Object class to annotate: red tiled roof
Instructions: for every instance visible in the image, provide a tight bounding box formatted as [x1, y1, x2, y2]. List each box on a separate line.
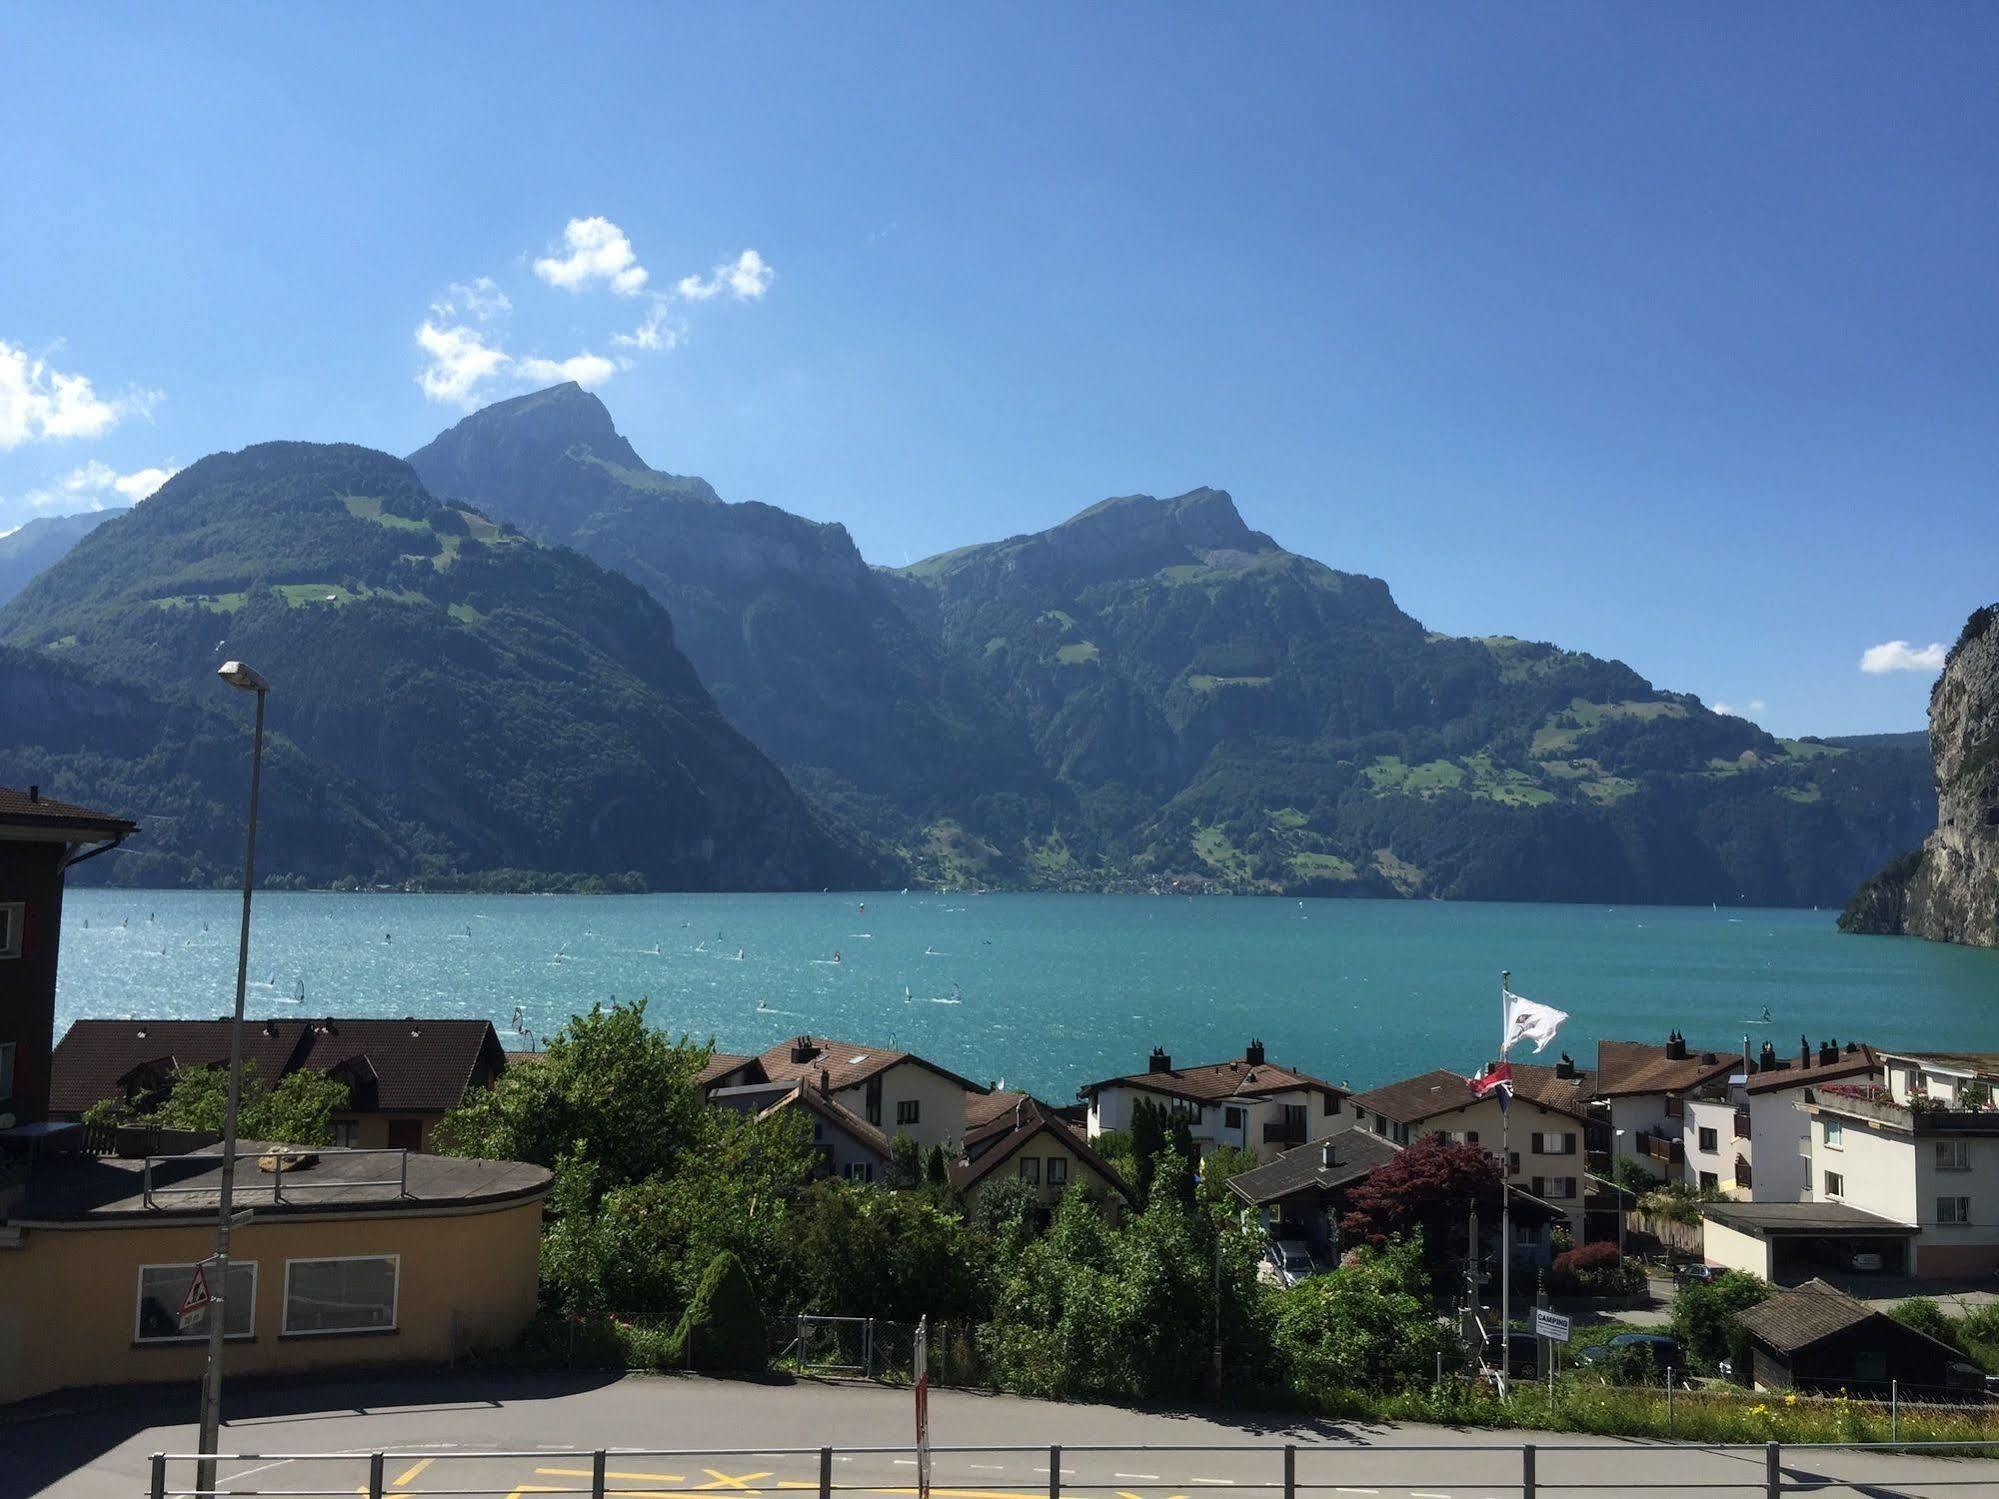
[1081, 1056, 1346, 1106]
[749, 1034, 984, 1096]
[1594, 1040, 1737, 1098]
[0, 784, 136, 840]
[966, 1088, 1028, 1131]
[697, 1051, 757, 1088]
[1349, 1063, 1594, 1126]
[761, 1081, 892, 1161]
[950, 1096, 1134, 1204]
[1744, 1045, 1878, 1095]
[50, 1017, 505, 1117]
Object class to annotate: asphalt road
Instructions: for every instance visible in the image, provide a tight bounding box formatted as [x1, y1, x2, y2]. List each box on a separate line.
[6, 1370, 1993, 1499]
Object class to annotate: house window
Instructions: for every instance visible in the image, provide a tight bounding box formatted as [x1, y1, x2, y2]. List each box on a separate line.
[1323, 1093, 1341, 1116]
[0, 902, 22, 959]
[1048, 1157, 1068, 1187]
[1939, 1196, 1973, 1225]
[1937, 1140, 1972, 1172]
[1372, 1114, 1386, 1137]
[1223, 1106, 1245, 1130]
[1664, 1095, 1684, 1119]
[1823, 1119, 1844, 1150]
[842, 1161, 874, 1183]
[1538, 1177, 1576, 1200]
[136, 1262, 256, 1344]
[282, 1255, 398, 1336]
[1019, 1157, 1040, 1185]
[1463, 1131, 1479, 1146]
[331, 1120, 359, 1148]
[1508, 1151, 1521, 1175]
[1824, 1171, 1845, 1200]
[1699, 1171, 1719, 1191]
[896, 1100, 920, 1126]
[1698, 1127, 1718, 1154]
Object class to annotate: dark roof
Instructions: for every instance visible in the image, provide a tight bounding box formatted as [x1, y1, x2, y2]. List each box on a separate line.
[1745, 1045, 1879, 1095]
[1595, 1040, 1738, 1098]
[950, 1096, 1135, 1204]
[758, 1080, 891, 1160]
[966, 1088, 1029, 1131]
[0, 785, 136, 841]
[13, 1139, 550, 1223]
[1701, 1201, 1918, 1237]
[1081, 1056, 1346, 1106]
[744, 1035, 986, 1096]
[1349, 1064, 1594, 1126]
[696, 1051, 757, 1088]
[1227, 1127, 1401, 1206]
[1734, 1278, 1952, 1358]
[50, 1017, 506, 1117]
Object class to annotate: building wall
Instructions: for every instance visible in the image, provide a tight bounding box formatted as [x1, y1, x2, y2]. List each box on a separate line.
[1609, 1094, 1677, 1180]
[833, 1062, 967, 1152]
[1702, 1217, 1773, 1277]
[1912, 1131, 1999, 1272]
[1086, 1084, 1346, 1162]
[1353, 1095, 1589, 1237]
[1685, 1098, 1747, 1198]
[0, 840, 68, 1127]
[1807, 1108, 1916, 1222]
[334, 1112, 443, 1152]
[965, 1136, 1124, 1221]
[0, 1197, 544, 1407]
[1746, 1092, 1812, 1202]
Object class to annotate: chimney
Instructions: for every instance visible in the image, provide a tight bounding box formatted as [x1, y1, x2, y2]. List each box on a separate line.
[1818, 1040, 1838, 1067]
[262, 1018, 278, 1037]
[1700, 1051, 1718, 1066]
[1320, 1140, 1339, 1169]
[1148, 1046, 1172, 1074]
[1665, 1031, 1688, 1062]
[28, 785, 38, 803]
[1845, 1042, 1860, 1055]
[1014, 1100, 1025, 1129]
[817, 1068, 829, 1097]
[791, 1035, 816, 1065]
[1759, 1041, 1778, 1070]
[1246, 1038, 1266, 1066]
[1800, 1035, 1812, 1068]
[1555, 1052, 1576, 1081]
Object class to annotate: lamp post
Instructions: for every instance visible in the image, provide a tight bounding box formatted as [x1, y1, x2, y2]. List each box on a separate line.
[196, 660, 270, 1498]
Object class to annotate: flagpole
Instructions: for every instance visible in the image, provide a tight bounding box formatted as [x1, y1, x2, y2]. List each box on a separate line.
[1499, 967, 1511, 1397]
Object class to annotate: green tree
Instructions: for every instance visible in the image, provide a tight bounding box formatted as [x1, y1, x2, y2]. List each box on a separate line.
[1129, 1099, 1166, 1202]
[145, 1065, 349, 1146]
[924, 1143, 949, 1187]
[886, 1134, 924, 1190]
[1889, 1297, 1966, 1355]
[666, 1250, 767, 1373]
[1670, 1270, 1769, 1374]
[787, 1180, 988, 1322]
[1274, 1234, 1452, 1393]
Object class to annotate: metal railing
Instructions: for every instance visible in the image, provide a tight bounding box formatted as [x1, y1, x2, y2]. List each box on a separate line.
[141, 1146, 410, 1208]
[145, 1438, 1999, 1499]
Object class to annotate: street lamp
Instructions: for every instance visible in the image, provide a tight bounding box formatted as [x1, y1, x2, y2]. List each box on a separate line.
[196, 660, 270, 1497]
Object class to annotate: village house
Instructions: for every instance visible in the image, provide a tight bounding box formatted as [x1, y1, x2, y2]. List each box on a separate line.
[1225, 1125, 1401, 1265]
[51, 1016, 510, 1153]
[1733, 1278, 1974, 1395]
[1078, 1041, 1349, 1162]
[0, 788, 549, 1408]
[1347, 1057, 1603, 1246]
[1735, 1039, 1879, 1202]
[709, 1076, 892, 1184]
[950, 1093, 1133, 1221]
[698, 1034, 985, 1153]
[1593, 1033, 1737, 1184]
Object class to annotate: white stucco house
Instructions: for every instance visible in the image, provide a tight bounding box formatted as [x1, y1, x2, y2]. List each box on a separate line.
[1079, 1042, 1349, 1162]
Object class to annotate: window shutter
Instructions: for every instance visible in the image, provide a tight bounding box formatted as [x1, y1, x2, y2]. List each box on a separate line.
[1532, 1176, 1545, 1197]
[1531, 1132, 1545, 1153]
[1564, 1132, 1576, 1154]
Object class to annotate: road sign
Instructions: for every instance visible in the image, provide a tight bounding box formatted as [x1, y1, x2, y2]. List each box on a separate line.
[914, 1317, 931, 1499]
[179, 1262, 214, 1326]
[1533, 1307, 1571, 1343]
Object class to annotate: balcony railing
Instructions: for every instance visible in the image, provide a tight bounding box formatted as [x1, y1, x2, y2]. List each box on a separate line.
[1638, 1132, 1683, 1165]
[1735, 1155, 1752, 1189]
[1262, 1120, 1306, 1146]
[1733, 1108, 1751, 1141]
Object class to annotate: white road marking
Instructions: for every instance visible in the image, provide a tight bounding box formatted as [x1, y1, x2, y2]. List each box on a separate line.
[1113, 1475, 1161, 1483]
[1412, 1492, 1453, 1498]
[222, 1461, 293, 1484]
[895, 1460, 918, 1467]
[968, 1465, 1009, 1472]
[1191, 1481, 1235, 1488]
[1334, 1489, 1379, 1495]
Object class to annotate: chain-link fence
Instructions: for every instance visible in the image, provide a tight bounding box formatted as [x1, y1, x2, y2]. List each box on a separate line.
[777, 1316, 989, 1386]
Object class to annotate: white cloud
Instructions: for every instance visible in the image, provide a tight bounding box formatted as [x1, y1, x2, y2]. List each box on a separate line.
[533, 217, 649, 295]
[0, 339, 161, 449]
[430, 277, 512, 323]
[1747, 698, 1767, 713]
[416, 320, 512, 405]
[1712, 701, 1735, 717]
[1860, 640, 1948, 675]
[19, 457, 178, 513]
[611, 299, 683, 352]
[513, 352, 616, 389]
[676, 249, 774, 302]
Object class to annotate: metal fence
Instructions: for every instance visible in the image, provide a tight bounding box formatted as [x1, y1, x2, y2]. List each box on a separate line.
[780, 1317, 988, 1387]
[144, 1438, 1999, 1499]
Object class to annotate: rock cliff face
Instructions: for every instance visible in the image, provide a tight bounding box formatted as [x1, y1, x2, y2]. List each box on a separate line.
[1841, 605, 1999, 946]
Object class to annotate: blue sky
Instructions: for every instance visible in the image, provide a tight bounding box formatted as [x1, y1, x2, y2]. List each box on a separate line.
[5, 5, 1993, 736]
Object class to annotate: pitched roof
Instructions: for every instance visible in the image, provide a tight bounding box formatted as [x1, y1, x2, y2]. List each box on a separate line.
[0, 784, 136, 841]
[950, 1096, 1135, 1204]
[1348, 1063, 1593, 1126]
[1594, 1040, 1737, 1098]
[1081, 1056, 1346, 1106]
[50, 1017, 505, 1116]
[966, 1088, 1028, 1131]
[696, 1051, 757, 1088]
[1744, 1044, 1878, 1095]
[750, 1034, 984, 1095]
[1227, 1127, 1400, 1206]
[1732, 1278, 1950, 1357]
[758, 1080, 891, 1161]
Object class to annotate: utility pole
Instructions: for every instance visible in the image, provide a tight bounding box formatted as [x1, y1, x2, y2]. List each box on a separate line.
[1499, 969, 1512, 1398]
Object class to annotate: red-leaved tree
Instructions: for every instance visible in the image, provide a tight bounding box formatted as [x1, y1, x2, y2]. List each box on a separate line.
[1339, 1135, 1503, 1277]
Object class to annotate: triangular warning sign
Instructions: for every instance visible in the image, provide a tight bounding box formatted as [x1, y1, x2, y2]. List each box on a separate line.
[179, 1262, 214, 1325]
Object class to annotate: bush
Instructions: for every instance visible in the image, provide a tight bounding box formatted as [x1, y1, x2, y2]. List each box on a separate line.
[1670, 1270, 1769, 1374]
[1890, 1296, 1967, 1354]
[666, 1251, 767, 1373]
[1274, 1234, 1453, 1394]
[1549, 1242, 1645, 1297]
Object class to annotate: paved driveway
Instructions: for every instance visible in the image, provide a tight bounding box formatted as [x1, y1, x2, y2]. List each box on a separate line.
[4, 1370, 1991, 1499]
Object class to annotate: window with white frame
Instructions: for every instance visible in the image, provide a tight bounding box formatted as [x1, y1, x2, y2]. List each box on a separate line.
[282, 1255, 398, 1335]
[1823, 1118, 1844, 1150]
[330, 1120, 359, 1148]
[895, 1099, 920, 1126]
[1939, 1196, 1973, 1226]
[136, 1261, 256, 1343]
[1019, 1157, 1040, 1184]
[1824, 1170, 1845, 1199]
[0, 902, 22, 958]
[1937, 1139, 1972, 1171]
[1047, 1157, 1068, 1187]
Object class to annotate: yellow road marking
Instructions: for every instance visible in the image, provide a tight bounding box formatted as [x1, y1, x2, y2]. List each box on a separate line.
[392, 1460, 436, 1490]
[503, 1487, 567, 1499]
[873, 1488, 1044, 1499]
[539, 1479, 687, 1495]
[695, 1472, 771, 1494]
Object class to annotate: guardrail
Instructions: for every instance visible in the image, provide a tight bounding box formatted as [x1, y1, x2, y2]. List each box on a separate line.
[146, 1437, 1999, 1499]
[141, 1146, 410, 1208]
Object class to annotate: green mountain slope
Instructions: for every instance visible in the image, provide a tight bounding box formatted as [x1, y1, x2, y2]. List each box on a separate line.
[407, 384, 1062, 881]
[0, 442, 868, 890]
[890, 490, 1935, 904]
[0, 510, 112, 605]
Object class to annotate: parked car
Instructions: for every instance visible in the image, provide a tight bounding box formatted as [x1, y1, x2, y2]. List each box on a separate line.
[1262, 1239, 1319, 1288]
[1578, 1333, 1685, 1373]
[1850, 1252, 1885, 1272]
[1674, 1263, 1724, 1285]
[1484, 1331, 1540, 1378]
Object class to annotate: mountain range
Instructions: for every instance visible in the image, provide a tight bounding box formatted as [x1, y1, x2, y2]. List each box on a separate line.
[0, 383, 1936, 901]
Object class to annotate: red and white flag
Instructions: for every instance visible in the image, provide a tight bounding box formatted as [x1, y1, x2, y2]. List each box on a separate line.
[1468, 1062, 1513, 1099]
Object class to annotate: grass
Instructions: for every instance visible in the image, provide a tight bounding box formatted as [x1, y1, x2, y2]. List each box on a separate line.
[1779, 738, 1849, 761]
[149, 591, 249, 614]
[1776, 784, 1823, 803]
[1266, 806, 1309, 830]
[1289, 851, 1358, 882]
[1372, 847, 1425, 893]
[447, 602, 486, 625]
[1054, 641, 1100, 665]
[1192, 825, 1254, 882]
[1531, 698, 1688, 758]
[343, 495, 431, 533]
[1187, 673, 1272, 691]
[983, 635, 1009, 656]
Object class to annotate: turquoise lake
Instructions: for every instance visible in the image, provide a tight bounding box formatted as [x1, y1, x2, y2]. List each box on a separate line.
[52, 890, 1999, 1099]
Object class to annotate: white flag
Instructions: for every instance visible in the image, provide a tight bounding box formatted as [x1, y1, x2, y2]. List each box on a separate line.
[1502, 988, 1568, 1055]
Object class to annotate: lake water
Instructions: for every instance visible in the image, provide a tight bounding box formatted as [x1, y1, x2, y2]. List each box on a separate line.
[52, 890, 1999, 1099]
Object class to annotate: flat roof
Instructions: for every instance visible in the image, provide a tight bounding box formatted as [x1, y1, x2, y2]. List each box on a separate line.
[1702, 1201, 1916, 1238]
[12, 1140, 550, 1225]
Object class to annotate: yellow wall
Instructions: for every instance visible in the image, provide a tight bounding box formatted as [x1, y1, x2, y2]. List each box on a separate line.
[334, 1112, 442, 1151]
[0, 1196, 543, 1407]
[833, 1062, 968, 1152]
[965, 1136, 1125, 1220]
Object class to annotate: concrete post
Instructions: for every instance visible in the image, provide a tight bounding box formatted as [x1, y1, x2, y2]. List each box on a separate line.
[1764, 1442, 1779, 1499]
[820, 1447, 833, 1499]
[592, 1450, 607, 1499]
[1282, 1444, 1295, 1499]
[1521, 1442, 1535, 1499]
[1049, 1445, 1061, 1499]
[151, 1453, 167, 1499]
